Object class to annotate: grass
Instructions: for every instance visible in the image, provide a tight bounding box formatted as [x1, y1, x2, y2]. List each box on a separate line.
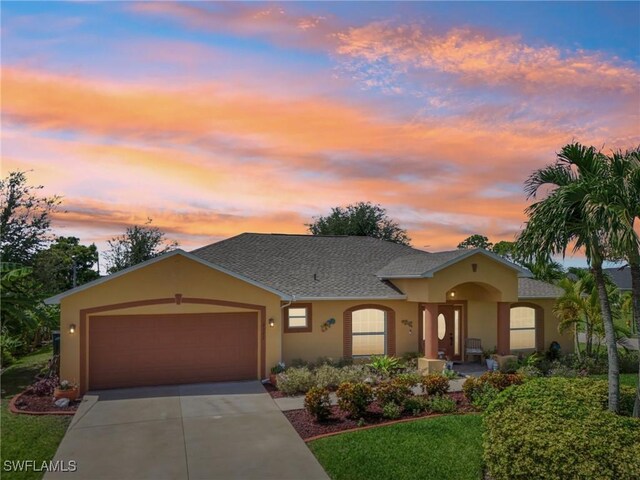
[592, 373, 638, 388]
[309, 414, 484, 480]
[1, 346, 72, 480]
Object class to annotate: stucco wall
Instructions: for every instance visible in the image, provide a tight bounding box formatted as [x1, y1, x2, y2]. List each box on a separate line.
[281, 300, 421, 365]
[466, 300, 499, 353]
[524, 298, 573, 353]
[59, 254, 282, 390]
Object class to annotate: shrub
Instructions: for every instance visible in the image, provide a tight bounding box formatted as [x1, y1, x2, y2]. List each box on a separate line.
[336, 382, 374, 418]
[368, 355, 401, 377]
[277, 367, 315, 395]
[500, 358, 520, 373]
[403, 396, 431, 416]
[420, 374, 449, 396]
[375, 380, 412, 406]
[29, 376, 59, 397]
[304, 387, 332, 422]
[483, 378, 640, 480]
[463, 372, 524, 409]
[516, 365, 542, 379]
[428, 395, 457, 413]
[382, 401, 402, 419]
[338, 365, 372, 384]
[442, 369, 458, 379]
[619, 351, 640, 374]
[314, 364, 343, 389]
[392, 372, 421, 388]
[548, 361, 578, 378]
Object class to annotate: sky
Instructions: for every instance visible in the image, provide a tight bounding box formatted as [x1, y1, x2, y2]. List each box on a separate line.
[2, 1, 639, 269]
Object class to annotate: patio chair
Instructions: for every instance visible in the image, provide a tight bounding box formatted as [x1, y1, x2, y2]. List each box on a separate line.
[465, 338, 483, 363]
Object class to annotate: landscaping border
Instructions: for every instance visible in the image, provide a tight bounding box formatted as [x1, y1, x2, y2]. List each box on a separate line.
[303, 411, 479, 442]
[8, 390, 78, 416]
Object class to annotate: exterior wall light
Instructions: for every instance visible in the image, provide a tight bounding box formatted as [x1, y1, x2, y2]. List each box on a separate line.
[69, 324, 76, 334]
[268, 318, 275, 327]
[450, 291, 456, 298]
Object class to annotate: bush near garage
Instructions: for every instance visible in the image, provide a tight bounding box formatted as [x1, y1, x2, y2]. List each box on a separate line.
[483, 377, 640, 480]
[375, 380, 412, 406]
[304, 387, 332, 422]
[420, 374, 450, 396]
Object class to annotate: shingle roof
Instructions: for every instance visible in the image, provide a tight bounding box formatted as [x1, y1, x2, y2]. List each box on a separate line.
[191, 233, 539, 299]
[604, 266, 632, 291]
[517, 278, 563, 298]
[191, 234, 416, 299]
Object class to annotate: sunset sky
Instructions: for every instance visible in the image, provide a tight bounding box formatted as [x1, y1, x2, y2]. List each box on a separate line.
[2, 1, 639, 268]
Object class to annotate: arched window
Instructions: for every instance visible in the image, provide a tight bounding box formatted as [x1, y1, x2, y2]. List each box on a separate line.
[437, 314, 446, 340]
[510, 306, 536, 350]
[352, 309, 387, 356]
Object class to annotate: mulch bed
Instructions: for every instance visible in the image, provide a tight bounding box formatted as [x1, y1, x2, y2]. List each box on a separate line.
[284, 392, 475, 440]
[9, 390, 80, 415]
[263, 382, 287, 398]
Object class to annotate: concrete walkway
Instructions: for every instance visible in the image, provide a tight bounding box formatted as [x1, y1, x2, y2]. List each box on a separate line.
[46, 381, 328, 480]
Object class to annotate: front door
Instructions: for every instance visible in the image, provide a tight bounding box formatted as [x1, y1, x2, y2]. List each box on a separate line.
[437, 305, 463, 361]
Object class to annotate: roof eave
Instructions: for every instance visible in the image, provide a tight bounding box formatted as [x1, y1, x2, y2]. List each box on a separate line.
[45, 249, 291, 304]
[293, 295, 407, 301]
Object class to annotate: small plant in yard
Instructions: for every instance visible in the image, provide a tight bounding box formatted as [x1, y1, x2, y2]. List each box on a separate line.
[277, 367, 315, 395]
[421, 374, 450, 396]
[442, 369, 458, 379]
[375, 380, 412, 406]
[29, 376, 59, 396]
[463, 372, 524, 410]
[338, 364, 372, 384]
[314, 364, 342, 389]
[304, 387, 332, 422]
[382, 402, 402, 419]
[57, 379, 76, 391]
[368, 355, 401, 377]
[427, 395, 457, 414]
[548, 361, 579, 378]
[516, 365, 543, 379]
[403, 396, 431, 416]
[336, 382, 374, 418]
[270, 362, 285, 375]
[392, 372, 422, 388]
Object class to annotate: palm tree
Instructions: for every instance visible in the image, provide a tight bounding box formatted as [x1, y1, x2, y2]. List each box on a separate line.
[555, 277, 586, 359]
[588, 147, 640, 416]
[517, 143, 621, 412]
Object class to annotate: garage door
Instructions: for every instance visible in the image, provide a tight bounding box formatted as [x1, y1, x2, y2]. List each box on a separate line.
[88, 312, 258, 390]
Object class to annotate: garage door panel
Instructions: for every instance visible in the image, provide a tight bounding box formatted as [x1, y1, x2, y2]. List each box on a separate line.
[89, 312, 258, 390]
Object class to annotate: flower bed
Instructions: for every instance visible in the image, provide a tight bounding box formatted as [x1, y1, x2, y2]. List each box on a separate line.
[285, 392, 473, 440]
[9, 389, 79, 416]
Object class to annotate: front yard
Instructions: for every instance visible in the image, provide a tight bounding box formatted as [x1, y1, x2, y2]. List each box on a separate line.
[1, 346, 71, 480]
[309, 414, 483, 480]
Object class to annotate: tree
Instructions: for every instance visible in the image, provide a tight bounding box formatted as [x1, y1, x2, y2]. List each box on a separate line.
[307, 202, 411, 245]
[492, 240, 517, 260]
[0, 171, 61, 265]
[105, 220, 179, 273]
[517, 143, 621, 412]
[520, 257, 565, 283]
[33, 236, 99, 295]
[457, 234, 493, 250]
[587, 147, 640, 416]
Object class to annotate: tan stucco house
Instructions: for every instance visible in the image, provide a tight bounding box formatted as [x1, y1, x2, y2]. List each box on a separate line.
[46, 233, 570, 393]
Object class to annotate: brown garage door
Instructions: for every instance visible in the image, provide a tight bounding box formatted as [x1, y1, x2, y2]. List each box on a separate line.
[88, 312, 258, 390]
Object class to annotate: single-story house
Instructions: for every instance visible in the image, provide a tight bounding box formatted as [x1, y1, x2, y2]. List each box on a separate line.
[46, 233, 570, 393]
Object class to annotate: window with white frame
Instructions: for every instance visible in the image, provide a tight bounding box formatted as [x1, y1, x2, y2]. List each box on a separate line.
[352, 309, 386, 356]
[284, 304, 312, 332]
[510, 306, 536, 350]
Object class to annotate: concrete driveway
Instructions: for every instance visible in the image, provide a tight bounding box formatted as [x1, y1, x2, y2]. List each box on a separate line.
[46, 381, 328, 480]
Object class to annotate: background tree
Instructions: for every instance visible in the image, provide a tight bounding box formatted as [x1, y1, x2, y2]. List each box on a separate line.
[516, 143, 621, 412]
[307, 202, 411, 246]
[105, 219, 179, 273]
[457, 234, 493, 250]
[0, 171, 61, 265]
[33, 236, 99, 295]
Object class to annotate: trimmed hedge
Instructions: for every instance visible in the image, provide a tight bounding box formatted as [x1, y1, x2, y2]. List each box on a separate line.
[483, 377, 640, 480]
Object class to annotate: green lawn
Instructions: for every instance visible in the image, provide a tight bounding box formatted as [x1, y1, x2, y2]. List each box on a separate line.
[1, 346, 71, 480]
[592, 373, 638, 388]
[309, 415, 484, 480]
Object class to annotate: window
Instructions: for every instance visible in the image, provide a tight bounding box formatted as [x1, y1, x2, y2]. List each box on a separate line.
[437, 314, 446, 340]
[510, 306, 536, 350]
[284, 304, 312, 333]
[352, 309, 386, 356]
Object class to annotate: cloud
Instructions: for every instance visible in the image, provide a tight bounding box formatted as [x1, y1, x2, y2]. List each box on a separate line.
[336, 23, 640, 96]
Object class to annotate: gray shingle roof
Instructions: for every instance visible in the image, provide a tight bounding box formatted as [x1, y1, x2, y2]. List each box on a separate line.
[517, 278, 563, 298]
[604, 266, 632, 291]
[191, 233, 543, 300]
[191, 234, 416, 298]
